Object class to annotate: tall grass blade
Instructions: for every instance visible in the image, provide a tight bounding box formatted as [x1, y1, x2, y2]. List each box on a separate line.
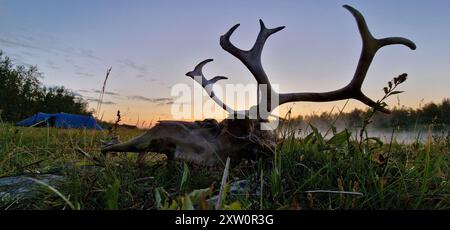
[216, 157, 230, 210]
[27, 177, 77, 210]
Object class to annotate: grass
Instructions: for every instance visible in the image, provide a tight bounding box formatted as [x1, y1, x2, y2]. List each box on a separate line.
[0, 120, 449, 210]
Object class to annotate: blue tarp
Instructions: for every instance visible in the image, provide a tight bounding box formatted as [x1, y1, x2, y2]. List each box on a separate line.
[16, 112, 102, 130]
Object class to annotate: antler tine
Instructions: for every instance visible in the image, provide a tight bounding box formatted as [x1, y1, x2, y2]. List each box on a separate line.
[378, 37, 416, 50]
[220, 20, 285, 114]
[343, 5, 416, 49]
[343, 5, 416, 90]
[220, 24, 242, 58]
[278, 5, 416, 114]
[186, 59, 236, 114]
[252, 20, 286, 61]
[185, 58, 213, 82]
[220, 20, 285, 86]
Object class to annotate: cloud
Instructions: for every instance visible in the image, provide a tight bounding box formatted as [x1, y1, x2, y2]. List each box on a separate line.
[1, 29, 103, 66]
[118, 59, 147, 73]
[153, 98, 173, 102]
[21, 51, 35, 57]
[0, 32, 64, 56]
[135, 74, 159, 83]
[127, 95, 174, 105]
[78, 48, 102, 61]
[0, 38, 42, 51]
[148, 78, 159, 83]
[77, 89, 121, 99]
[74, 71, 94, 78]
[127, 95, 153, 102]
[46, 60, 59, 70]
[101, 101, 116, 105]
[86, 98, 116, 105]
[72, 63, 84, 70]
[91, 89, 120, 96]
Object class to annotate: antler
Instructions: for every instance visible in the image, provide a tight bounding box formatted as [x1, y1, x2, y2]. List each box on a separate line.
[219, 5, 416, 116]
[279, 5, 416, 113]
[186, 59, 236, 114]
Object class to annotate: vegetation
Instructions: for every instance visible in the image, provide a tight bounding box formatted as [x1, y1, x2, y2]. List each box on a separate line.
[0, 118, 448, 210]
[0, 52, 91, 122]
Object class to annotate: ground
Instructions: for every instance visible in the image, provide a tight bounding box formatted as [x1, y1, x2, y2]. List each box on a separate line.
[0, 122, 448, 210]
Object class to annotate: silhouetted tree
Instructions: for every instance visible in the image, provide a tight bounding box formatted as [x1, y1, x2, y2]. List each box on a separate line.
[0, 51, 91, 122]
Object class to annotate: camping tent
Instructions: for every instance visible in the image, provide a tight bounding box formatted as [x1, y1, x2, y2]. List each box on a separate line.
[16, 113, 102, 130]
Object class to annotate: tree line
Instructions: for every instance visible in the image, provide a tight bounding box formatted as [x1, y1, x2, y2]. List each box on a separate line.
[292, 98, 450, 130]
[0, 51, 91, 122]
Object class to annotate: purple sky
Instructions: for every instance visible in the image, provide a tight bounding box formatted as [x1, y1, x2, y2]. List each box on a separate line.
[1, 0, 449, 124]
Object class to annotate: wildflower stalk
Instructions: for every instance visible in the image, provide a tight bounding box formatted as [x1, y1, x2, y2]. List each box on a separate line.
[359, 73, 408, 149]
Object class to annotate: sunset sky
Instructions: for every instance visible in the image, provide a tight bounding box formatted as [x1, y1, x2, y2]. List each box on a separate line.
[1, 0, 449, 125]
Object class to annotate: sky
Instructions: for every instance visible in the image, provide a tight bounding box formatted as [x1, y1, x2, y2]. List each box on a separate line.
[0, 0, 449, 125]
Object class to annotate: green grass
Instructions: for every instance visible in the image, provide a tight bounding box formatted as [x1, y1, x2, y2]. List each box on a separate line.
[0, 121, 449, 210]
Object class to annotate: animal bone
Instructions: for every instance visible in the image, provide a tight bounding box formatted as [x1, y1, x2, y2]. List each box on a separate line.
[101, 5, 415, 166]
[102, 119, 275, 166]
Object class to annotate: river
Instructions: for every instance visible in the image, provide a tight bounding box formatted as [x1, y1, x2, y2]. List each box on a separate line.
[283, 125, 449, 144]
